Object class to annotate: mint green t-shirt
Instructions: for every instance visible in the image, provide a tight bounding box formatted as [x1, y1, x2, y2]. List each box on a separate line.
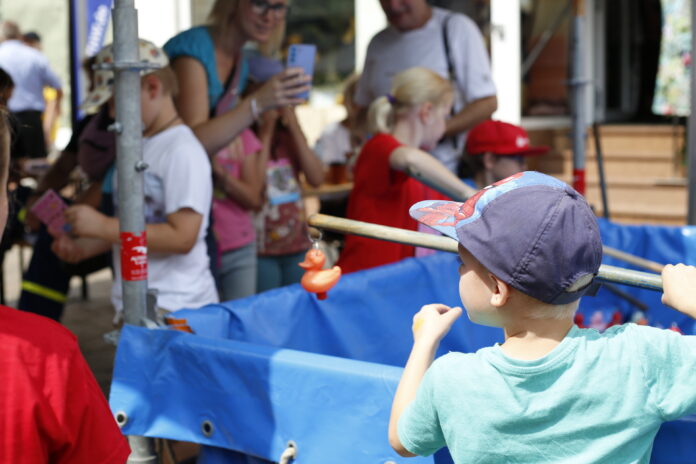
[398, 323, 696, 463]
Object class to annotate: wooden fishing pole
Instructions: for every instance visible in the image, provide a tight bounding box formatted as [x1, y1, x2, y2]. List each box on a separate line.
[308, 214, 664, 292]
[602, 246, 665, 274]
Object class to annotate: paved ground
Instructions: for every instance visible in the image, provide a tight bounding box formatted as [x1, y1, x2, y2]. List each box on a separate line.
[3, 244, 117, 396]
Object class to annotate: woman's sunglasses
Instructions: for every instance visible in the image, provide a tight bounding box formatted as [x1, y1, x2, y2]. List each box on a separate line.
[249, 0, 289, 19]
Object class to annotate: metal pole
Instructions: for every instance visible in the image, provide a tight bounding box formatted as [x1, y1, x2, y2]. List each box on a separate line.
[592, 123, 610, 219]
[111, 0, 156, 462]
[687, 0, 696, 224]
[68, 0, 84, 128]
[112, 0, 147, 327]
[571, 0, 587, 195]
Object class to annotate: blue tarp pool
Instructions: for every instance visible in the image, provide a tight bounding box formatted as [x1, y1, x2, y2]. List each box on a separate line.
[110, 219, 696, 463]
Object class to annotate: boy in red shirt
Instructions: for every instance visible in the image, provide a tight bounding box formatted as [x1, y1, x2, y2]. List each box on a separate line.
[0, 111, 129, 460]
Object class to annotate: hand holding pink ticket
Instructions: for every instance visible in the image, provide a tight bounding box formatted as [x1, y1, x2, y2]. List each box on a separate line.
[29, 190, 69, 236]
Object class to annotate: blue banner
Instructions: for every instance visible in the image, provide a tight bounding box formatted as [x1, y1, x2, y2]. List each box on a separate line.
[70, 0, 112, 123]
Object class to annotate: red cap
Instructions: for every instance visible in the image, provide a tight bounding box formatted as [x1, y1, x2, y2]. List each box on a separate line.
[466, 120, 549, 157]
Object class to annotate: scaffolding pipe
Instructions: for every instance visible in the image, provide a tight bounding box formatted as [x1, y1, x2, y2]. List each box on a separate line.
[111, 0, 156, 461]
[593, 123, 610, 219]
[688, 0, 696, 224]
[113, 0, 148, 326]
[570, 0, 588, 195]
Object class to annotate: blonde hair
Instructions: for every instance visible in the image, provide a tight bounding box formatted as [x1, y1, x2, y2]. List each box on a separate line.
[342, 73, 360, 108]
[517, 291, 580, 321]
[207, 0, 286, 58]
[146, 66, 179, 97]
[368, 67, 453, 134]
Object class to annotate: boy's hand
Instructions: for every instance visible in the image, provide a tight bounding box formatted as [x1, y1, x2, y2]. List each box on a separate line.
[64, 205, 107, 238]
[412, 304, 462, 345]
[51, 234, 84, 263]
[661, 264, 696, 318]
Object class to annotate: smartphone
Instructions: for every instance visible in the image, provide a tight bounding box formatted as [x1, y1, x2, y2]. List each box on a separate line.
[286, 44, 316, 100]
[30, 189, 69, 235]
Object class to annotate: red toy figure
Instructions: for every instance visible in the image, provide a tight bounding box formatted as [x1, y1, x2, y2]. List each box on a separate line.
[668, 322, 683, 334]
[607, 310, 623, 328]
[298, 247, 341, 300]
[574, 313, 585, 328]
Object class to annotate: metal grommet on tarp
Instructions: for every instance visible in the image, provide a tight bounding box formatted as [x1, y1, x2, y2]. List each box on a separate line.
[279, 440, 297, 464]
[115, 411, 128, 428]
[201, 420, 214, 437]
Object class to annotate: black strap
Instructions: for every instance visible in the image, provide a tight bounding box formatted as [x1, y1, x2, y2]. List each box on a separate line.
[441, 14, 459, 150]
[441, 14, 456, 84]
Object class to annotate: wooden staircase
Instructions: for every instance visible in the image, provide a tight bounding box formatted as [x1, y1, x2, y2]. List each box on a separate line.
[527, 124, 687, 225]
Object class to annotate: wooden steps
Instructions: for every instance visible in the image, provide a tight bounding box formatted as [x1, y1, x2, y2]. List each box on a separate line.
[527, 124, 687, 225]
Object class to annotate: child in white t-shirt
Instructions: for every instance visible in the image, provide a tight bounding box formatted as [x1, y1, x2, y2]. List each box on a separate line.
[52, 40, 218, 316]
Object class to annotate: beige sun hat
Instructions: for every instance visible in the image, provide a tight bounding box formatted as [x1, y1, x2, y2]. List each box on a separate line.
[80, 38, 169, 111]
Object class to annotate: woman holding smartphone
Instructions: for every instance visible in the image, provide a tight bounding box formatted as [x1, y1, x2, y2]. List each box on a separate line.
[164, 0, 310, 155]
[164, 0, 311, 300]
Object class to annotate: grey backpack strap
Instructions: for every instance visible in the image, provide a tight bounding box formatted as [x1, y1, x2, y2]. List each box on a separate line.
[441, 13, 459, 150]
[442, 13, 456, 83]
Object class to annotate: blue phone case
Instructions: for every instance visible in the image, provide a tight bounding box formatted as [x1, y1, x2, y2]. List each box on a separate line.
[286, 44, 316, 100]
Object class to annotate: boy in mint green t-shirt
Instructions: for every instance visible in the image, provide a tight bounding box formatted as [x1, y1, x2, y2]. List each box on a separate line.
[391, 171, 696, 464]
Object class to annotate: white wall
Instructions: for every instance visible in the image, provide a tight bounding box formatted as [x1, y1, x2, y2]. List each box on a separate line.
[490, 0, 521, 124]
[135, 0, 191, 47]
[354, 0, 386, 71]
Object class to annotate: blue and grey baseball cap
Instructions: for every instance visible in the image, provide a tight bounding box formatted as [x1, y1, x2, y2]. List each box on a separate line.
[409, 171, 602, 304]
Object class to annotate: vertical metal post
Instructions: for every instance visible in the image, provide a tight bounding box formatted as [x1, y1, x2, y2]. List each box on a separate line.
[112, 0, 147, 327]
[111, 0, 156, 461]
[570, 0, 587, 195]
[68, 0, 84, 128]
[593, 123, 610, 219]
[687, 0, 696, 224]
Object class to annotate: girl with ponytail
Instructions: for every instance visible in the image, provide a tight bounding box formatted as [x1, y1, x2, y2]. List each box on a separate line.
[336, 67, 477, 273]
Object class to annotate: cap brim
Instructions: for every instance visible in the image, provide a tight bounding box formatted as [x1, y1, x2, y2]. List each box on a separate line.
[409, 200, 465, 242]
[515, 146, 549, 157]
[79, 85, 113, 111]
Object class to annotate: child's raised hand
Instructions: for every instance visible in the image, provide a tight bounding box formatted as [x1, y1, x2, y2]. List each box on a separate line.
[661, 264, 696, 318]
[412, 303, 462, 344]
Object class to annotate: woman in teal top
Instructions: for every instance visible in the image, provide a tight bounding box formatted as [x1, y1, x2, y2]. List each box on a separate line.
[165, 0, 310, 302]
[164, 0, 310, 156]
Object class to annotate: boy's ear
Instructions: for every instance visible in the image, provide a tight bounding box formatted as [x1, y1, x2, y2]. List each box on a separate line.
[142, 74, 161, 98]
[488, 273, 511, 307]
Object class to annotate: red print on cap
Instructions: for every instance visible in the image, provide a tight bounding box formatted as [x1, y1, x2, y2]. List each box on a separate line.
[417, 172, 524, 227]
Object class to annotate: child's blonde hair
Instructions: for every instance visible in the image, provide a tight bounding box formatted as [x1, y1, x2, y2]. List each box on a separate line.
[519, 292, 580, 320]
[207, 0, 286, 58]
[342, 73, 360, 107]
[368, 67, 453, 134]
[143, 67, 179, 98]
